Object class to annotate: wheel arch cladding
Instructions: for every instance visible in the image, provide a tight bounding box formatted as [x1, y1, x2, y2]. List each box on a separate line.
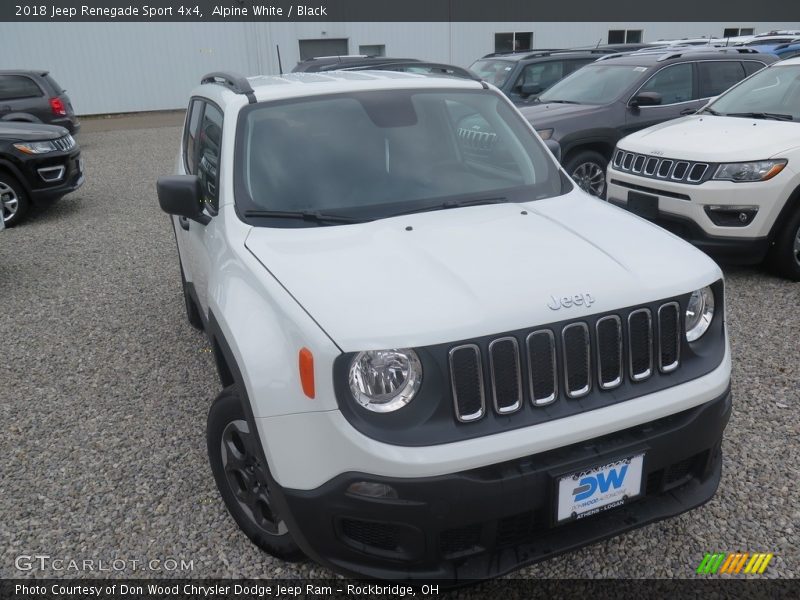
[767, 183, 800, 243]
[564, 141, 615, 163]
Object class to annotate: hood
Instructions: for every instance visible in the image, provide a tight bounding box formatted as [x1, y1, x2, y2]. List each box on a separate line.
[517, 102, 608, 127]
[245, 191, 721, 351]
[0, 121, 67, 141]
[618, 115, 800, 161]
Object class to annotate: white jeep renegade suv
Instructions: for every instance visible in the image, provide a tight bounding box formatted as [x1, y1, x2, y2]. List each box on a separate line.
[608, 57, 800, 280]
[158, 71, 731, 581]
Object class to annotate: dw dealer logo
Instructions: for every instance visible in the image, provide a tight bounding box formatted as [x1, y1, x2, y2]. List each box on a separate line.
[696, 552, 774, 575]
[573, 465, 628, 501]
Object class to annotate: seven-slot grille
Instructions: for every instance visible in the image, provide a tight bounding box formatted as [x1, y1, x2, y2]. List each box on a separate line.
[612, 149, 712, 185]
[449, 302, 683, 422]
[52, 134, 76, 152]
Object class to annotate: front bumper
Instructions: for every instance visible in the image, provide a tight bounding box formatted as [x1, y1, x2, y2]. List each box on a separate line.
[606, 166, 798, 264]
[26, 150, 84, 202]
[273, 388, 731, 581]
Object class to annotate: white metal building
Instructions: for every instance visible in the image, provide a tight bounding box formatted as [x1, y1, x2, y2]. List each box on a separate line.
[1, 21, 798, 115]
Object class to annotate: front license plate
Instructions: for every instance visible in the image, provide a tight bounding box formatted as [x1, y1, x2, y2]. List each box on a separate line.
[627, 191, 659, 219]
[556, 454, 645, 522]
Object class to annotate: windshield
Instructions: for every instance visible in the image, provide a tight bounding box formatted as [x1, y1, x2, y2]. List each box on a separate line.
[709, 64, 800, 121]
[235, 89, 567, 226]
[538, 64, 647, 105]
[469, 59, 516, 87]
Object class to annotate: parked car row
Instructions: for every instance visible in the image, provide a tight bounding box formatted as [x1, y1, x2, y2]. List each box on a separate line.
[518, 47, 777, 197]
[608, 57, 800, 280]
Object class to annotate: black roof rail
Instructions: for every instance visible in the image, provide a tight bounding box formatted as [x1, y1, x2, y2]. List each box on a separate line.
[342, 61, 480, 81]
[480, 48, 562, 58]
[201, 71, 256, 103]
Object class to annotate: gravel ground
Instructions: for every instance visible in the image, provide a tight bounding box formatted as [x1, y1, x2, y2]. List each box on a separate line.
[0, 122, 797, 582]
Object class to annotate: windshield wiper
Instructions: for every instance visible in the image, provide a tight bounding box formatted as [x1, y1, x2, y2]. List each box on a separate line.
[387, 196, 509, 218]
[701, 107, 722, 116]
[723, 111, 794, 121]
[244, 209, 364, 223]
[541, 99, 580, 104]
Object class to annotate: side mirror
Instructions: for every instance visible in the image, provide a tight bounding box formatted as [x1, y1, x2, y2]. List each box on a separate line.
[157, 175, 210, 225]
[544, 139, 562, 162]
[630, 91, 663, 107]
[520, 82, 544, 97]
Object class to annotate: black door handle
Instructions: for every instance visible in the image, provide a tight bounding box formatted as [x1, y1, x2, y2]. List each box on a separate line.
[178, 216, 190, 231]
[680, 108, 697, 115]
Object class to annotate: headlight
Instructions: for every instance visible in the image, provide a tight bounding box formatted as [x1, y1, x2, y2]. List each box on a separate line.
[536, 128, 554, 140]
[13, 140, 58, 155]
[712, 159, 786, 182]
[348, 349, 422, 413]
[685, 286, 715, 342]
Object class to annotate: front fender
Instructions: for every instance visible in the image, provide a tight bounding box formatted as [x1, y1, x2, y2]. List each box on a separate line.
[205, 211, 342, 421]
[0, 158, 32, 194]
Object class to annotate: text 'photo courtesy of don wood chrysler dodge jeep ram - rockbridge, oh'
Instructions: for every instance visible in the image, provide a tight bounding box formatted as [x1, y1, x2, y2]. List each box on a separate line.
[609, 56, 800, 281]
[157, 70, 731, 582]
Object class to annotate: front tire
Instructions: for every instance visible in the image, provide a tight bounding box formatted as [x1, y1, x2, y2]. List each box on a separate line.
[0, 172, 29, 227]
[207, 386, 303, 561]
[564, 150, 608, 199]
[767, 209, 800, 281]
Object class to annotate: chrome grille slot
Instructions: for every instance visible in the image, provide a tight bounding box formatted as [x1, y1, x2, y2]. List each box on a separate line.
[52, 135, 75, 152]
[596, 316, 622, 390]
[687, 163, 708, 182]
[622, 153, 634, 170]
[671, 161, 689, 180]
[656, 160, 673, 178]
[632, 155, 645, 173]
[613, 150, 624, 167]
[562, 323, 590, 398]
[658, 302, 681, 373]
[628, 309, 653, 381]
[644, 157, 659, 175]
[488, 337, 522, 414]
[449, 345, 486, 422]
[526, 330, 557, 406]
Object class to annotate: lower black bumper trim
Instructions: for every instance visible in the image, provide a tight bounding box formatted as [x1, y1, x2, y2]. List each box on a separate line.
[273, 388, 732, 581]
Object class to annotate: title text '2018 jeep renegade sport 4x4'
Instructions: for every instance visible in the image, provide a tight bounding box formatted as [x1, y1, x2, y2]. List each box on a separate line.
[158, 70, 731, 582]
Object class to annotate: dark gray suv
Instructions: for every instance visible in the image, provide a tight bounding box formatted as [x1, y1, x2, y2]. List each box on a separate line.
[518, 48, 777, 197]
[0, 70, 80, 134]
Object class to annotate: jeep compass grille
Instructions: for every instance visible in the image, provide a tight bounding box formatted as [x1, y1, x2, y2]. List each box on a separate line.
[450, 301, 682, 423]
[612, 149, 712, 185]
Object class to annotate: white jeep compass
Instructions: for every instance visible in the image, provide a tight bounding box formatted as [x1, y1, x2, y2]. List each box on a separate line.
[608, 57, 800, 280]
[158, 70, 731, 581]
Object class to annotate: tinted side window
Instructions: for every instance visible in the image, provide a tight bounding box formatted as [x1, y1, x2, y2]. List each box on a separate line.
[0, 75, 43, 100]
[639, 63, 695, 104]
[564, 58, 594, 76]
[196, 103, 223, 211]
[698, 61, 745, 97]
[515, 61, 565, 94]
[743, 61, 767, 76]
[43, 74, 64, 94]
[184, 99, 204, 174]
